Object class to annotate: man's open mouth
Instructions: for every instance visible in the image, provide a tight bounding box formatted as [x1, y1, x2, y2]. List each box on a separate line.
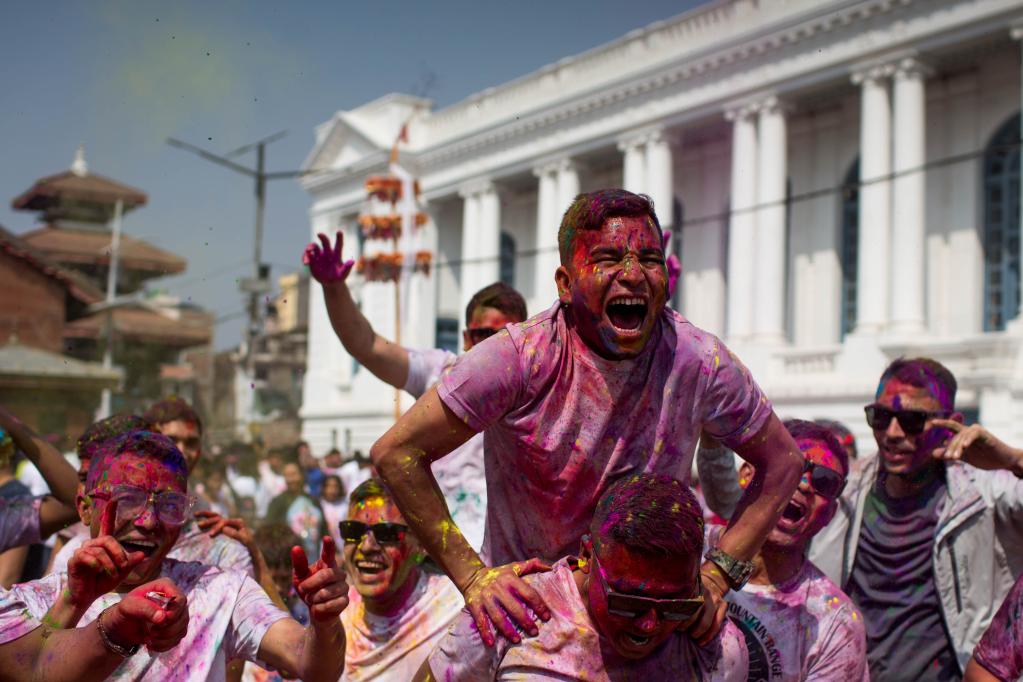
[605, 296, 648, 333]
[355, 559, 388, 575]
[623, 632, 651, 647]
[121, 539, 159, 557]
[780, 500, 807, 524]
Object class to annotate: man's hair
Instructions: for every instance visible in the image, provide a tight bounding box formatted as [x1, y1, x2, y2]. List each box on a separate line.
[876, 357, 957, 411]
[814, 419, 857, 459]
[591, 473, 703, 558]
[254, 523, 303, 569]
[557, 189, 662, 266]
[77, 415, 153, 462]
[143, 397, 203, 435]
[465, 282, 527, 326]
[784, 419, 850, 477]
[85, 430, 188, 491]
[349, 478, 391, 507]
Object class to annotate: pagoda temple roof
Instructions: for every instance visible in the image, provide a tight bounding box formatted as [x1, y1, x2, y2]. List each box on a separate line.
[0, 339, 122, 390]
[64, 304, 213, 348]
[0, 226, 103, 304]
[19, 227, 185, 277]
[11, 170, 147, 211]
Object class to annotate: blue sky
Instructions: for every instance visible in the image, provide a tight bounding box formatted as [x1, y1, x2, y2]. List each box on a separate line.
[0, 0, 704, 348]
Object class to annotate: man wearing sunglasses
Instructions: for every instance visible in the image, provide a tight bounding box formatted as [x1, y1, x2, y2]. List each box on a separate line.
[0, 430, 350, 681]
[806, 357, 1023, 681]
[419, 473, 747, 680]
[702, 420, 867, 681]
[336, 478, 464, 680]
[304, 231, 529, 555]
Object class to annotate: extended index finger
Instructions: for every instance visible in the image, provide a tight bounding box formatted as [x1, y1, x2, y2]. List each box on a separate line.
[930, 418, 964, 432]
[291, 545, 310, 581]
[320, 536, 337, 568]
[100, 498, 118, 537]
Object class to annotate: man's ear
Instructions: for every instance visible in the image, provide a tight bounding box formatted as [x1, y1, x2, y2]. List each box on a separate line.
[738, 462, 755, 490]
[76, 493, 92, 527]
[578, 533, 593, 574]
[555, 266, 572, 306]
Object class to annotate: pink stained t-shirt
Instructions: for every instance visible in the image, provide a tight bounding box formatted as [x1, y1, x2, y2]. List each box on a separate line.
[437, 303, 772, 565]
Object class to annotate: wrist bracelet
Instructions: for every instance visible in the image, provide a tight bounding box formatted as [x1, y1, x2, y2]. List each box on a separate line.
[96, 609, 140, 658]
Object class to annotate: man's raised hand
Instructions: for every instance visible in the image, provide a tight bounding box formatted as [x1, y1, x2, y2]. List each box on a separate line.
[67, 499, 146, 609]
[102, 577, 189, 653]
[303, 232, 354, 284]
[931, 419, 1023, 475]
[661, 231, 681, 298]
[684, 564, 730, 645]
[460, 558, 552, 647]
[290, 536, 349, 623]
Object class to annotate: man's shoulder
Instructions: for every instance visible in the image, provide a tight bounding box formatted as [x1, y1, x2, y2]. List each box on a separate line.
[162, 557, 250, 592]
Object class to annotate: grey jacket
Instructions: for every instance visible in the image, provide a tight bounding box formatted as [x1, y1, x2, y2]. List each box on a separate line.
[808, 454, 1023, 673]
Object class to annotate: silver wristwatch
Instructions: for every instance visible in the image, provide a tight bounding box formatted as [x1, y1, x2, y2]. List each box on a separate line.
[705, 548, 755, 590]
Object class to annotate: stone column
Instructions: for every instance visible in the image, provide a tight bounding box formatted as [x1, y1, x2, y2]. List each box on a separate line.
[645, 130, 675, 229]
[459, 186, 481, 333]
[1012, 25, 1023, 321]
[555, 159, 580, 215]
[725, 105, 758, 342]
[478, 183, 502, 288]
[619, 137, 647, 194]
[890, 58, 929, 335]
[754, 96, 788, 344]
[533, 164, 560, 307]
[852, 65, 894, 334]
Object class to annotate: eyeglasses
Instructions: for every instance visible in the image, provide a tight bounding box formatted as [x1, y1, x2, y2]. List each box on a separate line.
[802, 458, 846, 500]
[90, 485, 192, 527]
[864, 404, 951, 436]
[339, 520, 409, 545]
[591, 552, 703, 621]
[465, 327, 502, 344]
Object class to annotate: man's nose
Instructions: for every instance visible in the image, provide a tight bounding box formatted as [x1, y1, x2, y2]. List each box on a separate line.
[133, 503, 159, 530]
[359, 531, 382, 552]
[633, 608, 660, 633]
[885, 413, 906, 439]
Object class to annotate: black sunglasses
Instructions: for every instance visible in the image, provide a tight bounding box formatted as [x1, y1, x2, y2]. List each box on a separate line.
[864, 404, 950, 436]
[592, 552, 703, 622]
[802, 458, 846, 500]
[338, 521, 409, 545]
[465, 327, 501, 343]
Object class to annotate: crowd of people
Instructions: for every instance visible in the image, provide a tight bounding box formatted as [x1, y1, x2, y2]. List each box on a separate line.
[0, 188, 1020, 680]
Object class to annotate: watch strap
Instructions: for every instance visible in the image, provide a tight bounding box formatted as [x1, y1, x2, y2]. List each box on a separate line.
[705, 547, 755, 590]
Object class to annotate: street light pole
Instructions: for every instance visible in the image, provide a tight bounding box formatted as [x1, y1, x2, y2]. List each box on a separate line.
[97, 198, 124, 420]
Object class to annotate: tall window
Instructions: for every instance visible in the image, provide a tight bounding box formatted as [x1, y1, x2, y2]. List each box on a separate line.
[840, 159, 860, 339]
[669, 197, 683, 310]
[500, 231, 516, 286]
[983, 113, 1021, 332]
[435, 317, 459, 354]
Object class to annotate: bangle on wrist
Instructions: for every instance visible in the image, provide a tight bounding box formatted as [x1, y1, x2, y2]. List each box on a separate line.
[96, 609, 139, 658]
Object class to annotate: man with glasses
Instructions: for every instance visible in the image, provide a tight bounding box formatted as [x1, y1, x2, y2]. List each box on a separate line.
[808, 357, 1023, 681]
[703, 420, 867, 681]
[418, 473, 747, 680]
[304, 231, 529, 555]
[0, 430, 350, 681]
[336, 478, 464, 680]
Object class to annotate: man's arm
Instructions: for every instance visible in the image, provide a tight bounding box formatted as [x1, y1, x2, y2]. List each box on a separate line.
[690, 414, 802, 644]
[255, 538, 348, 682]
[305, 231, 410, 388]
[0, 404, 78, 506]
[38, 497, 81, 538]
[695, 433, 742, 521]
[371, 387, 551, 646]
[0, 546, 27, 588]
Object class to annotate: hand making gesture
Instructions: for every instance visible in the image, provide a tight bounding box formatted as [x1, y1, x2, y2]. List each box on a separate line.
[290, 536, 350, 624]
[303, 232, 354, 284]
[931, 419, 1023, 476]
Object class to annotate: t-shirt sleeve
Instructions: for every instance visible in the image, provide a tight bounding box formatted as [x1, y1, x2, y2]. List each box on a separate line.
[428, 608, 505, 681]
[805, 602, 869, 682]
[228, 575, 291, 664]
[973, 574, 1023, 681]
[437, 330, 524, 433]
[0, 575, 61, 644]
[0, 496, 41, 553]
[699, 341, 773, 450]
[404, 347, 457, 399]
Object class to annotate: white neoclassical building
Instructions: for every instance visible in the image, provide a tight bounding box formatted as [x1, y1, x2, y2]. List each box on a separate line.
[300, 0, 1023, 455]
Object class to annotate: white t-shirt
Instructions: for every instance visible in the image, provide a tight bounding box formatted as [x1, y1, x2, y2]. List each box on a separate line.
[428, 557, 748, 681]
[50, 521, 255, 578]
[0, 558, 289, 681]
[720, 548, 868, 680]
[0, 496, 40, 552]
[404, 347, 487, 555]
[340, 568, 464, 680]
